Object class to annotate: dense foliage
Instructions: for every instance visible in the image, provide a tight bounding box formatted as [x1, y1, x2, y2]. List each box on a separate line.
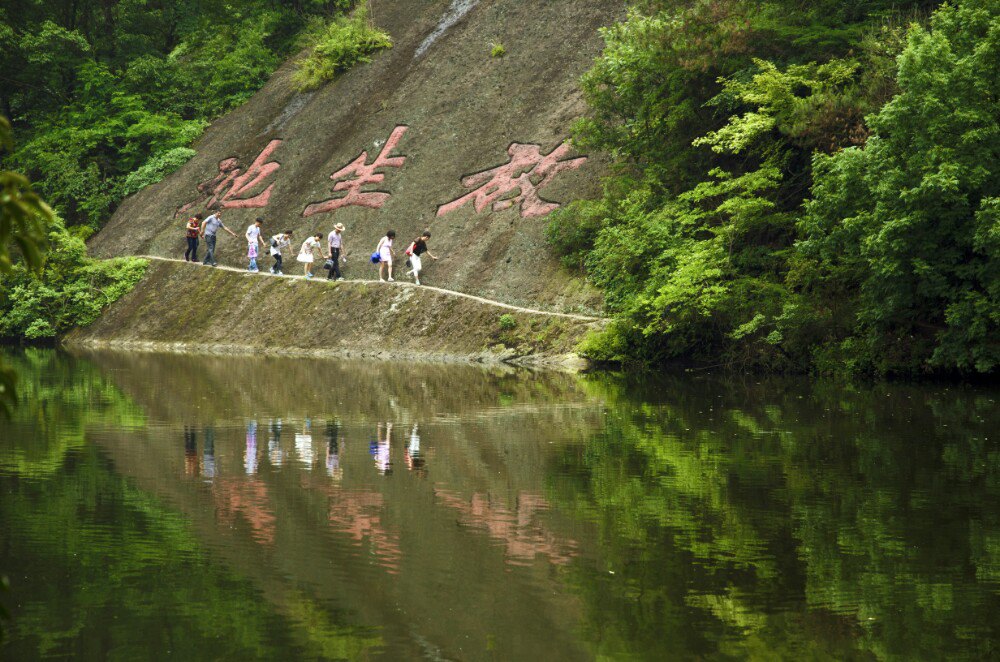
[0, 116, 51, 417]
[291, 4, 392, 92]
[0, 224, 147, 341]
[0, 0, 354, 231]
[552, 0, 998, 376]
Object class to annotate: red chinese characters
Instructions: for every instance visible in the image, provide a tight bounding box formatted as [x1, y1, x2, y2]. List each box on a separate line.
[436, 141, 587, 219]
[302, 126, 408, 217]
[175, 140, 282, 217]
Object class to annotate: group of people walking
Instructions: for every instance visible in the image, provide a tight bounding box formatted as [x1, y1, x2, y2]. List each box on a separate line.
[182, 212, 438, 285]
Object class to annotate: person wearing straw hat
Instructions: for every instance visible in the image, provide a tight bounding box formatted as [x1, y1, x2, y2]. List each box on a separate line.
[325, 223, 347, 281]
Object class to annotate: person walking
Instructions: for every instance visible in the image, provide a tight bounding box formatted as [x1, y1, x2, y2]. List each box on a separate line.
[325, 223, 347, 281]
[184, 213, 203, 262]
[200, 210, 237, 267]
[375, 230, 396, 282]
[245, 217, 266, 273]
[297, 233, 323, 278]
[405, 230, 439, 286]
[269, 230, 292, 275]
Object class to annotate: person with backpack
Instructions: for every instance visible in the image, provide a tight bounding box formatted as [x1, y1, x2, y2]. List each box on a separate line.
[375, 230, 396, 282]
[184, 213, 203, 262]
[405, 230, 439, 286]
[269, 230, 293, 275]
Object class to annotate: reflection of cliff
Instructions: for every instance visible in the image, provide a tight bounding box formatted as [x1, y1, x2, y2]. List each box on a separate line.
[434, 488, 577, 566]
[324, 488, 402, 574]
[78, 348, 604, 660]
[71, 347, 595, 426]
[212, 478, 277, 546]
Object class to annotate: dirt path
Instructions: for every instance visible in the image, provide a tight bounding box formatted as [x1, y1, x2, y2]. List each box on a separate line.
[137, 256, 606, 323]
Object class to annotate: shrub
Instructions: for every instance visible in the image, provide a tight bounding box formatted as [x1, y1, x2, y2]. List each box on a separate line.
[490, 42, 506, 58]
[0, 224, 148, 340]
[498, 314, 517, 331]
[119, 147, 198, 198]
[292, 4, 392, 92]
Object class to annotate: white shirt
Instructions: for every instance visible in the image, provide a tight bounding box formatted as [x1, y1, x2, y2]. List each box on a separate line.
[328, 230, 342, 249]
[270, 234, 290, 256]
[246, 224, 261, 245]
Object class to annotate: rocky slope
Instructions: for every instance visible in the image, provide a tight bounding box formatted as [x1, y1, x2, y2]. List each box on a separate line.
[88, 0, 620, 315]
[65, 260, 604, 368]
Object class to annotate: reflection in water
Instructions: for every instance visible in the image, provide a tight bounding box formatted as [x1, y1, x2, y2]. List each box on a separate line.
[434, 488, 577, 566]
[324, 488, 402, 574]
[268, 418, 285, 467]
[372, 422, 392, 475]
[325, 420, 342, 480]
[213, 478, 276, 546]
[202, 425, 216, 480]
[3, 347, 1000, 660]
[184, 425, 198, 476]
[406, 423, 426, 474]
[295, 419, 314, 470]
[245, 420, 259, 475]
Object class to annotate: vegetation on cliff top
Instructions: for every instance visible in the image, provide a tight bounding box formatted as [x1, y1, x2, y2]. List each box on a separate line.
[292, 4, 392, 92]
[552, 0, 999, 377]
[0, 0, 357, 231]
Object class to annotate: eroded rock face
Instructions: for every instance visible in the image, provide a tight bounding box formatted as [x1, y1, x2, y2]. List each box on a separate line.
[88, 0, 618, 315]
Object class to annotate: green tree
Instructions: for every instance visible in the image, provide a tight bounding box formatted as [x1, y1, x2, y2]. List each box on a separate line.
[0, 116, 51, 417]
[796, 0, 1000, 374]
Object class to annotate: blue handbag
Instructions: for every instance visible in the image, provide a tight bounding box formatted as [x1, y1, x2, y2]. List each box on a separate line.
[370, 251, 380, 264]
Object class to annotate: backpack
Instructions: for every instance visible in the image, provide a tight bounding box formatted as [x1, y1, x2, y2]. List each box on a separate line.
[404, 241, 417, 256]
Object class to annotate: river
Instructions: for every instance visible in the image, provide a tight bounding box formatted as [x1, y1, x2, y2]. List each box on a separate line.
[1, 348, 998, 660]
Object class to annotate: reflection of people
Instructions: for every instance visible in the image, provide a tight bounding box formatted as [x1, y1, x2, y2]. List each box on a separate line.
[372, 422, 392, 475]
[202, 425, 216, 480]
[269, 418, 285, 467]
[405, 423, 426, 474]
[184, 425, 198, 476]
[325, 419, 343, 480]
[245, 420, 259, 475]
[296, 418, 315, 469]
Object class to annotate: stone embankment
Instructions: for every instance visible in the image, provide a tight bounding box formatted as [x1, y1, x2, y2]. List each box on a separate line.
[64, 259, 605, 370]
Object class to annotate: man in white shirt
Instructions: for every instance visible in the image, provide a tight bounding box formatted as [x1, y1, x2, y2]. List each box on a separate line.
[245, 217, 265, 272]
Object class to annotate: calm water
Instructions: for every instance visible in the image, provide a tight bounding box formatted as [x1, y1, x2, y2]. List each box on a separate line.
[1, 349, 999, 660]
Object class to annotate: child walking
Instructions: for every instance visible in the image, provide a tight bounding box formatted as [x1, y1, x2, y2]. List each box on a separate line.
[298, 233, 323, 278]
[375, 230, 396, 282]
[245, 217, 265, 272]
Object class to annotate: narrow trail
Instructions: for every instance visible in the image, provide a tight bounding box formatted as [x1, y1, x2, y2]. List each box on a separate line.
[136, 256, 606, 323]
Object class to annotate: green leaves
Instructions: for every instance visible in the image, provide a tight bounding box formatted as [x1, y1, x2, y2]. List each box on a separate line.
[800, 0, 1000, 374]
[291, 4, 392, 92]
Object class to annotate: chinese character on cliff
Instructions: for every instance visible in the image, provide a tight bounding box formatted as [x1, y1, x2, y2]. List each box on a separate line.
[302, 126, 408, 217]
[436, 141, 587, 219]
[175, 140, 283, 217]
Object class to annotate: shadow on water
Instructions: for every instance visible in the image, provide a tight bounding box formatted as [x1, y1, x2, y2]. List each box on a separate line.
[1, 348, 999, 660]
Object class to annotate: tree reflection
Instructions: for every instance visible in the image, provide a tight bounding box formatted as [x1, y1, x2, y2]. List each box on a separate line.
[552, 374, 1000, 659]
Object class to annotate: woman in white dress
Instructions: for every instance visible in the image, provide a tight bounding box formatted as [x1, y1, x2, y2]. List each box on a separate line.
[297, 233, 323, 278]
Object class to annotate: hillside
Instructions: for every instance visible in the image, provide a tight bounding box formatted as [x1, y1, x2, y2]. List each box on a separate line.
[66, 259, 604, 368]
[87, 0, 619, 314]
